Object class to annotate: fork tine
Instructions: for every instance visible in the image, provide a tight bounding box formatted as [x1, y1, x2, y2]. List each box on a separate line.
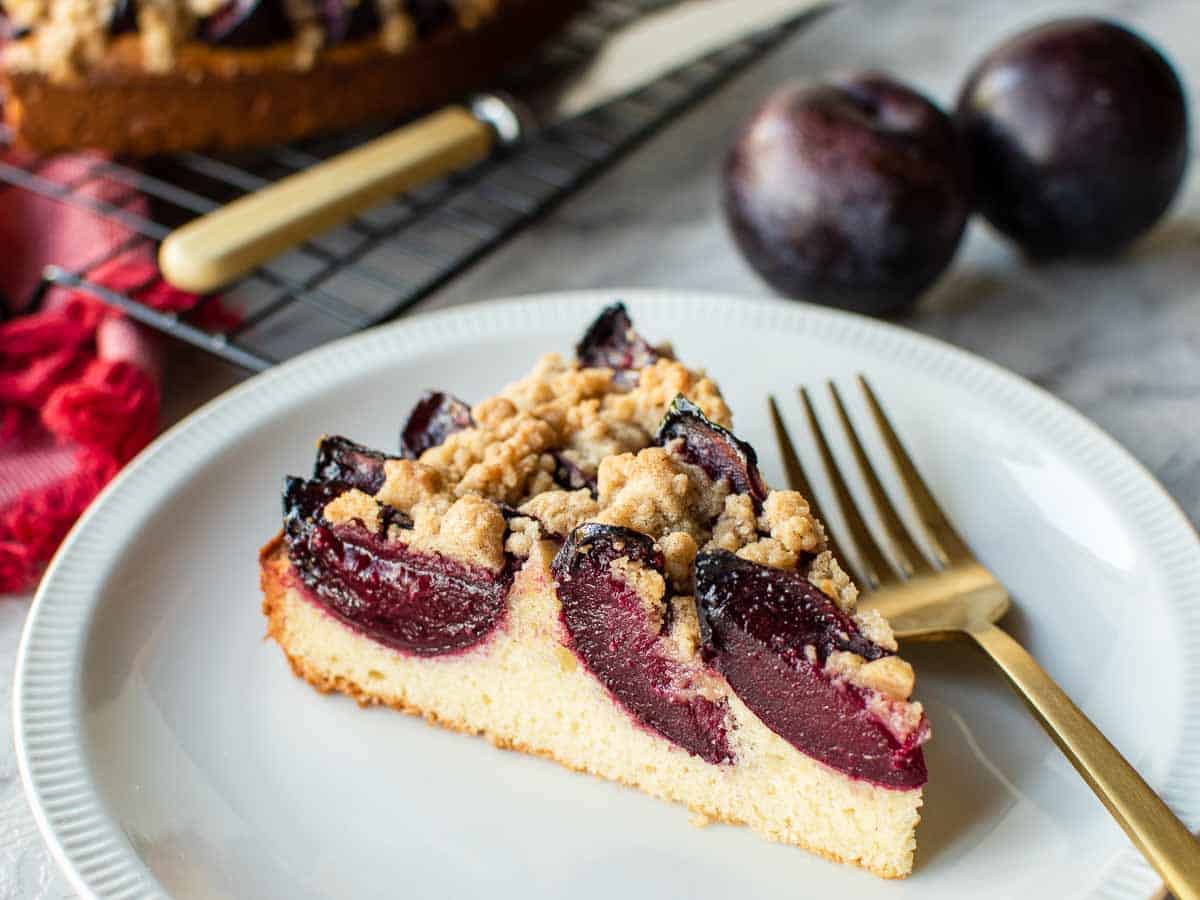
[828, 381, 935, 578]
[857, 375, 972, 565]
[799, 387, 901, 591]
[767, 395, 851, 569]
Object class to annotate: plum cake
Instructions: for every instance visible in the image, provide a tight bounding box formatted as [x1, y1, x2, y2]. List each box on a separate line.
[0, 0, 583, 154]
[259, 304, 931, 878]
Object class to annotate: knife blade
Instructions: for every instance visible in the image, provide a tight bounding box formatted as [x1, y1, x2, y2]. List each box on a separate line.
[159, 0, 827, 294]
[551, 0, 826, 120]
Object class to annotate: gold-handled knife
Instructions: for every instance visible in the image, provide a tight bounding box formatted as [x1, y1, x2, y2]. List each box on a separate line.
[158, 0, 826, 294]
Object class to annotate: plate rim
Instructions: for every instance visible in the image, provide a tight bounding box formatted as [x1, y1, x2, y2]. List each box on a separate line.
[13, 288, 1199, 900]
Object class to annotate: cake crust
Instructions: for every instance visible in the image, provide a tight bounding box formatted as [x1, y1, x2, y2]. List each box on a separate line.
[260, 535, 922, 879]
[2, 0, 583, 154]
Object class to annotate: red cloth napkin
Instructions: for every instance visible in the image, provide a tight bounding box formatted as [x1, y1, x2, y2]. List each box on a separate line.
[0, 152, 232, 593]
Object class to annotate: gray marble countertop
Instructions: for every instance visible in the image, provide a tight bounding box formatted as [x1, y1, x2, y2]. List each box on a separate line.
[3, 0, 1198, 895]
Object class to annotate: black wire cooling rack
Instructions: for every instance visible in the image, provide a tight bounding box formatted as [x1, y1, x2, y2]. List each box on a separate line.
[0, 1, 822, 371]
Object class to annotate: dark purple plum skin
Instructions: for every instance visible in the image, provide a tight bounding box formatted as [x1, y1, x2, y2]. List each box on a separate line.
[553, 523, 732, 764]
[401, 391, 473, 460]
[575, 302, 659, 384]
[723, 73, 970, 316]
[199, 0, 293, 46]
[284, 476, 511, 656]
[957, 18, 1188, 258]
[657, 395, 767, 505]
[314, 435, 390, 493]
[696, 550, 927, 789]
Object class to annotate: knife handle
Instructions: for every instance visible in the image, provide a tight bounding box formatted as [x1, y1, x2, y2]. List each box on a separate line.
[158, 95, 527, 294]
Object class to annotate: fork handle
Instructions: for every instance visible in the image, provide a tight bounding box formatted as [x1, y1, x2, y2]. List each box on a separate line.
[967, 622, 1200, 899]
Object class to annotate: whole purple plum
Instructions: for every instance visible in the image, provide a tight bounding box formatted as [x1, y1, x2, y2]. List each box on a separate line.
[957, 18, 1188, 258]
[723, 73, 970, 316]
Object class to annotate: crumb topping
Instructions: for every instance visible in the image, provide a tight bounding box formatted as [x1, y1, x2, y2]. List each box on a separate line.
[502, 515, 539, 558]
[322, 488, 382, 533]
[610, 556, 666, 632]
[852, 607, 897, 652]
[2, 0, 494, 80]
[825, 650, 914, 701]
[320, 478, 506, 572]
[414, 355, 725, 508]
[389, 493, 506, 572]
[417, 411, 558, 505]
[594, 447, 729, 542]
[657, 531, 697, 591]
[761, 491, 823, 555]
[319, 351, 727, 573]
[580, 447, 830, 598]
[666, 594, 702, 660]
[517, 488, 598, 538]
[376, 458, 446, 514]
[710, 494, 759, 554]
[706, 489, 825, 571]
[600, 358, 731, 437]
[866, 694, 927, 744]
[808, 549, 858, 611]
[859, 656, 916, 700]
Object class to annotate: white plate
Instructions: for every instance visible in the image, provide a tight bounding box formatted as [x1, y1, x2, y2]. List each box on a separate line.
[15, 291, 1200, 900]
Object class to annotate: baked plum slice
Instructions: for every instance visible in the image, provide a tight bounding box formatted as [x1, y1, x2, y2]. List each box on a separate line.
[657, 396, 768, 504]
[576, 303, 659, 384]
[552, 523, 732, 763]
[284, 476, 511, 655]
[401, 390, 473, 459]
[313, 435, 390, 493]
[200, 0, 293, 46]
[696, 550, 926, 788]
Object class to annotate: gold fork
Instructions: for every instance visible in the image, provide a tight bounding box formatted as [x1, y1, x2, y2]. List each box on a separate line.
[768, 376, 1200, 899]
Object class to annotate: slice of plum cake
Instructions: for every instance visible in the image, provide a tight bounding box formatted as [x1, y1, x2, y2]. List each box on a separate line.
[260, 304, 930, 878]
